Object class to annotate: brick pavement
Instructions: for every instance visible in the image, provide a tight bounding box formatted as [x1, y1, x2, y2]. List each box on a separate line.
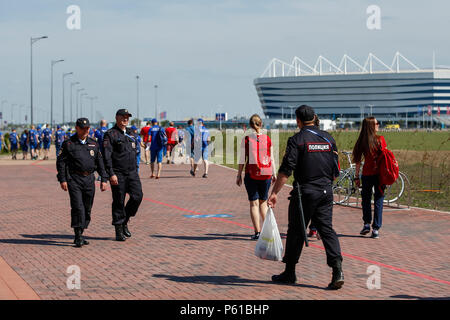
[0, 153, 449, 300]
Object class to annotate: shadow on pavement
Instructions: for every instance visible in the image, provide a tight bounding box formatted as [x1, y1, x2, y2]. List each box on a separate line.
[0, 238, 72, 247]
[391, 295, 450, 300]
[20, 234, 112, 241]
[336, 234, 367, 239]
[151, 234, 253, 241]
[152, 274, 328, 290]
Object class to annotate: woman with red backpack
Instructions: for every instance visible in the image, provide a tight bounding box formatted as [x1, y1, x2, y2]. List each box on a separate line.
[236, 114, 277, 240]
[352, 117, 387, 239]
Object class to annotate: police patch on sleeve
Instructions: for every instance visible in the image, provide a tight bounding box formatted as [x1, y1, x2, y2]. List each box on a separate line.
[307, 143, 331, 152]
[132, 142, 135, 149]
[90, 150, 95, 156]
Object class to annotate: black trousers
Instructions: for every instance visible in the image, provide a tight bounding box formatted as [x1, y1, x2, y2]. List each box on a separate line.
[67, 174, 95, 229]
[283, 184, 343, 268]
[111, 171, 143, 225]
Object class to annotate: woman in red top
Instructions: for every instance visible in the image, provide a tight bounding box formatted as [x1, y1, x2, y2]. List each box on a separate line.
[352, 117, 387, 239]
[236, 114, 277, 240]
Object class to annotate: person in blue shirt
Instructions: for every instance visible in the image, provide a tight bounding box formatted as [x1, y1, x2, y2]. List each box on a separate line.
[186, 119, 196, 176]
[65, 128, 72, 139]
[28, 125, 39, 160]
[89, 127, 95, 139]
[54, 125, 66, 157]
[36, 125, 43, 159]
[0, 130, 3, 153]
[41, 124, 52, 160]
[192, 118, 211, 178]
[20, 129, 29, 160]
[9, 128, 19, 160]
[131, 125, 144, 173]
[149, 118, 166, 179]
[94, 120, 108, 154]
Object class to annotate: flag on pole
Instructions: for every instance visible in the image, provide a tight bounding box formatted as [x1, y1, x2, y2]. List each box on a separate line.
[447, 106, 450, 115]
[160, 111, 167, 120]
[427, 105, 432, 116]
[437, 106, 441, 115]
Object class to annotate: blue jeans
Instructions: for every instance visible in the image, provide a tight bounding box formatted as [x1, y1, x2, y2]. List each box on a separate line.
[361, 175, 385, 230]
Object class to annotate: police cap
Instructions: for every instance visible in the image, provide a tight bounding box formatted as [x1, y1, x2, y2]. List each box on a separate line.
[116, 109, 132, 117]
[76, 118, 90, 128]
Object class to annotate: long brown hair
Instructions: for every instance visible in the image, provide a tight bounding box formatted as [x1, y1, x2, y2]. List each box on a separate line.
[352, 117, 380, 163]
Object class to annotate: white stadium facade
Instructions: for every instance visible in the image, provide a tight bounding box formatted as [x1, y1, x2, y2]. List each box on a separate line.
[254, 52, 450, 127]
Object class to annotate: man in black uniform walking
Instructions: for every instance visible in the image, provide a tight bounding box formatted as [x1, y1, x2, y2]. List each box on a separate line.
[57, 118, 108, 248]
[268, 105, 344, 289]
[103, 109, 143, 241]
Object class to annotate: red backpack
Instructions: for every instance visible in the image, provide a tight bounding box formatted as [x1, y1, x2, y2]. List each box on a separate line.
[245, 134, 272, 180]
[377, 146, 399, 186]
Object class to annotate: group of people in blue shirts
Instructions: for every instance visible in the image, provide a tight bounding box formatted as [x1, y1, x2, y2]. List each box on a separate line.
[1, 121, 110, 161]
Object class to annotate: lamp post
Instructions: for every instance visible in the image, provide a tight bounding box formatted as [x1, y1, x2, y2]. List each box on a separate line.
[80, 93, 88, 117]
[11, 104, 17, 124]
[62, 72, 73, 125]
[30, 35, 48, 125]
[70, 82, 80, 123]
[154, 84, 158, 120]
[50, 59, 64, 130]
[1, 100, 6, 130]
[88, 96, 98, 122]
[76, 88, 85, 119]
[136, 76, 140, 128]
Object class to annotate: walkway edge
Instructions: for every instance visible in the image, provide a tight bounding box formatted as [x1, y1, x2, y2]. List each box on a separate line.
[0, 256, 40, 300]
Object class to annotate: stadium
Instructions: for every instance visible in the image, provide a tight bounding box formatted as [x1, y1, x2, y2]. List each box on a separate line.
[254, 52, 450, 128]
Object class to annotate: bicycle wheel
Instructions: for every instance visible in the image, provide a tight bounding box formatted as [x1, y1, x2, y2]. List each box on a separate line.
[333, 170, 353, 204]
[383, 173, 405, 204]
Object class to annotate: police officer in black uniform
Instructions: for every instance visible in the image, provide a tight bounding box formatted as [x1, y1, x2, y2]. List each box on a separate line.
[268, 105, 344, 289]
[57, 118, 108, 248]
[103, 109, 143, 241]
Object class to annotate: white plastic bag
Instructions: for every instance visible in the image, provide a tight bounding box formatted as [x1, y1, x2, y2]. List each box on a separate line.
[255, 207, 283, 261]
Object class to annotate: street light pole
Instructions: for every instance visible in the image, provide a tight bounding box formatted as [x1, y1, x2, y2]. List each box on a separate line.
[11, 104, 17, 124]
[76, 88, 85, 119]
[62, 72, 73, 125]
[80, 93, 88, 117]
[154, 84, 158, 120]
[1, 100, 6, 130]
[88, 96, 98, 122]
[51, 59, 64, 130]
[70, 82, 80, 124]
[136, 76, 140, 128]
[30, 35, 48, 126]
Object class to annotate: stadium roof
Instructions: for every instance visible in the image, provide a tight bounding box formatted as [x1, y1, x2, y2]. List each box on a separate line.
[260, 52, 446, 78]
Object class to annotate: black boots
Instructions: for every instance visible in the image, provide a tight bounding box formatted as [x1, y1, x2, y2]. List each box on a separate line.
[123, 224, 131, 238]
[74, 227, 83, 248]
[272, 263, 297, 284]
[115, 225, 126, 241]
[328, 261, 345, 290]
[73, 228, 89, 247]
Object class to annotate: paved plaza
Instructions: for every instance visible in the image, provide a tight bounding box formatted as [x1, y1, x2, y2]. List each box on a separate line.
[0, 152, 449, 300]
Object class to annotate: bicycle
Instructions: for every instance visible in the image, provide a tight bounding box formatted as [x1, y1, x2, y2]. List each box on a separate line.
[332, 151, 406, 205]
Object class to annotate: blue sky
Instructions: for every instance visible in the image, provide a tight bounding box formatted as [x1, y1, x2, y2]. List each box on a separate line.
[1, 0, 449, 124]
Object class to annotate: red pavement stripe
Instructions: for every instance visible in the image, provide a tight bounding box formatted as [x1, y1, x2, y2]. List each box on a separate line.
[308, 243, 450, 286]
[30, 162, 450, 287]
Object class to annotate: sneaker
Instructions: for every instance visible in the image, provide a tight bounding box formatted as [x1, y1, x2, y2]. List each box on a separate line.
[202, 173, 208, 178]
[251, 232, 260, 240]
[307, 230, 317, 238]
[190, 169, 195, 177]
[360, 224, 371, 235]
[371, 229, 379, 239]
[272, 271, 297, 284]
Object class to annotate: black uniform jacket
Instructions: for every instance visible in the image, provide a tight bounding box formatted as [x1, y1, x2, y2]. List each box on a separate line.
[56, 134, 108, 183]
[102, 125, 138, 176]
[278, 125, 339, 189]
